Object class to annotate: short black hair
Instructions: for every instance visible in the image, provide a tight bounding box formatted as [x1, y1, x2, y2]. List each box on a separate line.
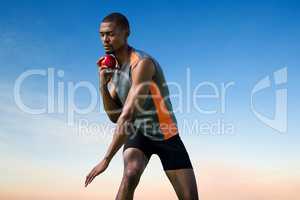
[102, 12, 130, 32]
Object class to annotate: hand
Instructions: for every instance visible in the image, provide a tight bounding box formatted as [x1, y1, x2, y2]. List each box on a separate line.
[85, 158, 110, 187]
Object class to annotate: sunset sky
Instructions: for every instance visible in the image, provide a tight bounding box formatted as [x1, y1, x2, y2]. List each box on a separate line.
[1, 0, 299, 199]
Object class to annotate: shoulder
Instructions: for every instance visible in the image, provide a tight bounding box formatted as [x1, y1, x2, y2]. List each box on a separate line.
[131, 58, 155, 79]
[130, 47, 156, 72]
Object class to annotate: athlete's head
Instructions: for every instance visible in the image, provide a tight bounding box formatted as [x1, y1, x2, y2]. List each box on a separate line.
[100, 12, 130, 54]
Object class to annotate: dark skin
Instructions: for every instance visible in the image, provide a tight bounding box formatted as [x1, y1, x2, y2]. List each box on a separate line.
[85, 20, 199, 200]
[98, 21, 129, 123]
[85, 21, 155, 187]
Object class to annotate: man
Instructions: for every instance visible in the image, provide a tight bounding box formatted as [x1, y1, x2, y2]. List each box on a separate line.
[85, 12, 199, 200]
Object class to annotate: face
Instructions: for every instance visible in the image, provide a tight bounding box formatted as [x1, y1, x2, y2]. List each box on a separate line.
[99, 21, 128, 54]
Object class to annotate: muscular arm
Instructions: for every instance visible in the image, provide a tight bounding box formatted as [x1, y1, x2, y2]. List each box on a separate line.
[85, 58, 155, 187]
[99, 71, 123, 123]
[103, 58, 155, 162]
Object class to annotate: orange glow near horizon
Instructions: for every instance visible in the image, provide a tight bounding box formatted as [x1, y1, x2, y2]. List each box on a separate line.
[1, 161, 299, 200]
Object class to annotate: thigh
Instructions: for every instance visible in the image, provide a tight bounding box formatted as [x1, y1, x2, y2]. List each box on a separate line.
[123, 131, 153, 161]
[165, 168, 199, 200]
[155, 135, 193, 171]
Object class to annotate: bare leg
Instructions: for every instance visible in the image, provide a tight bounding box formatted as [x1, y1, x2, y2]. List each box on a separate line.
[115, 148, 149, 200]
[165, 168, 199, 200]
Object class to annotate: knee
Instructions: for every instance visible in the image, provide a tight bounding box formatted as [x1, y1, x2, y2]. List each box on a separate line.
[183, 195, 198, 200]
[123, 167, 142, 186]
[182, 191, 198, 200]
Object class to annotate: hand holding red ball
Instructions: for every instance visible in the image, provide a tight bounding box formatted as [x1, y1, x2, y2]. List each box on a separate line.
[97, 54, 117, 70]
[97, 54, 118, 86]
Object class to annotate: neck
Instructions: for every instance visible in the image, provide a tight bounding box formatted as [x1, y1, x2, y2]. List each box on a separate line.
[114, 44, 131, 66]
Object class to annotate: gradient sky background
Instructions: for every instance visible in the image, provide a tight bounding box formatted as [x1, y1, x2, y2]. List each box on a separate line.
[0, 0, 299, 199]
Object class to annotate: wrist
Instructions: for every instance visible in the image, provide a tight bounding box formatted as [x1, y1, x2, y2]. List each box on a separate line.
[100, 83, 108, 91]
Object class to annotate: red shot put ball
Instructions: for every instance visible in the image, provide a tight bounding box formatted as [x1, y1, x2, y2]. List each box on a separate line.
[97, 54, 117, 69]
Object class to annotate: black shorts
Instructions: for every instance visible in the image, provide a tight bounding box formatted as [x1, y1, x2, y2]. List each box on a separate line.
[123, 132, 193, 171]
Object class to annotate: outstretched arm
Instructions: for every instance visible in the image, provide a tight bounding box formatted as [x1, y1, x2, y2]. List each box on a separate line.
[85, 58, 155, 187]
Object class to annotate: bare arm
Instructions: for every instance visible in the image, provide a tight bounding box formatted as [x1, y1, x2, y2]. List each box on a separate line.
[103, 59, 155, 161]
[99, 69, 122, 123]
[85, 58, 155, 187]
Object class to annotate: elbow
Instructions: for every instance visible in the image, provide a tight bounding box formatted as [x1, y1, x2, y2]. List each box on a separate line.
[106, 109, 122, 123]
[107, 112, 121, 123]
[108, 115, 118, 123]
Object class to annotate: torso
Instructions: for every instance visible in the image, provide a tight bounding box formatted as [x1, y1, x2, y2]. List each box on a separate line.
[111, 47, 178, 141]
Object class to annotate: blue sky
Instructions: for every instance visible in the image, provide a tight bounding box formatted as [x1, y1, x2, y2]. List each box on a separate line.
[0, 1, 299, 199]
